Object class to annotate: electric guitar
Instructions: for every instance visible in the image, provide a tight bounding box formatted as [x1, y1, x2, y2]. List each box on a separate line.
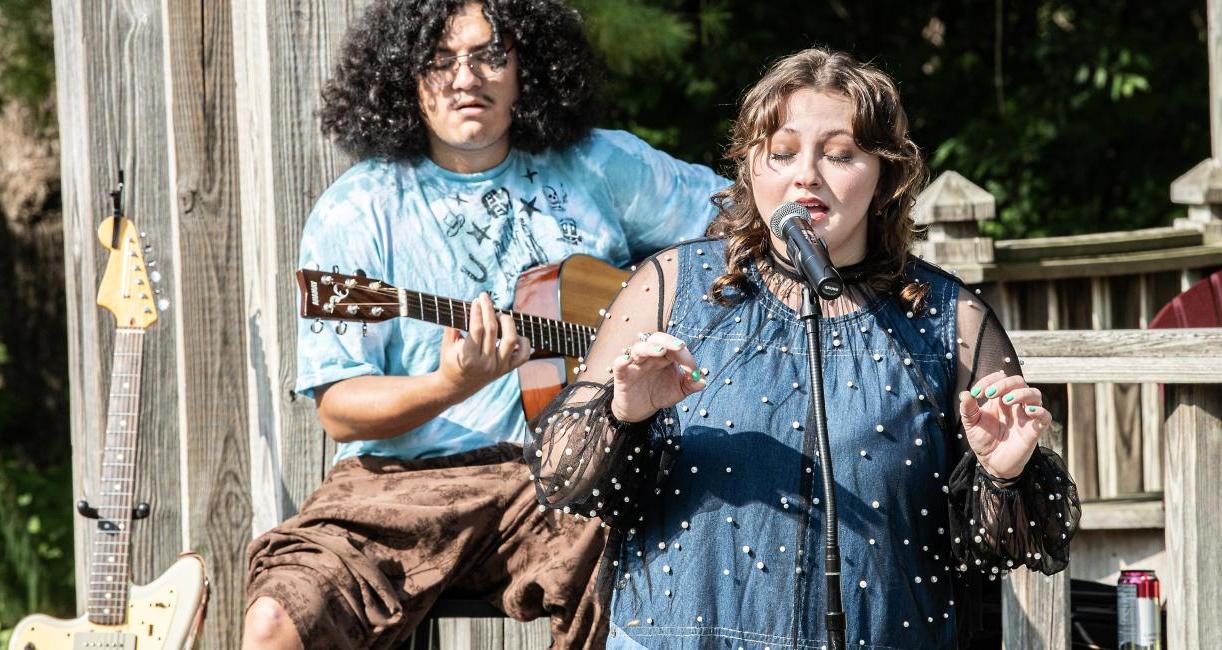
[297, 254, 630, 420]
[8, 217, 208, 650]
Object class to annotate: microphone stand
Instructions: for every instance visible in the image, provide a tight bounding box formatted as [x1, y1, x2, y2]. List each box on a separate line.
[800, 285, 846, 650]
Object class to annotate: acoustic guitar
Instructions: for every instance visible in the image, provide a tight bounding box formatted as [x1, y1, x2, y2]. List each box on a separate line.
[7, 217, 208, 650]
[297, 254, 629, 420]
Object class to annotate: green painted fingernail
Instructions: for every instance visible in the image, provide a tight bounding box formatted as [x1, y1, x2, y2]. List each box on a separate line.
[1003, 393, 1015, 403]
[985, 386, 998, 398]
[970, 387, 982, 398]
[653, 345, 663, 352]
[691, 369, 702, 381]
[1026, 405, 1037, 413]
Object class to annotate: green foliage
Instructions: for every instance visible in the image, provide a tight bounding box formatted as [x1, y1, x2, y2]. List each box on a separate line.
[0, 0, 55, 123]
[0, 457, 76, 630]
[578, 0, 1209, 238]
[0, 341, 75, 638]
[0, 455, 73, 632]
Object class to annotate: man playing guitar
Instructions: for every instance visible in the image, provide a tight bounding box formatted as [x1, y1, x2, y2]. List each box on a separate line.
[241, 1, 726, 648]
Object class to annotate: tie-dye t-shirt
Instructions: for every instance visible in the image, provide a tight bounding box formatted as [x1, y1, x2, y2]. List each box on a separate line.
[296, 129, 728, 462]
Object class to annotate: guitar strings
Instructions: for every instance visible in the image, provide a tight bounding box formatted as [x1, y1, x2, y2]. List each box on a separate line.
[91, 329, 141, 622]
[326, 284, 596, 358]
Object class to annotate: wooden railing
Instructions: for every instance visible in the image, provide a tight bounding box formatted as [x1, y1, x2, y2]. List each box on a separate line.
[918, 169, 1222, 649]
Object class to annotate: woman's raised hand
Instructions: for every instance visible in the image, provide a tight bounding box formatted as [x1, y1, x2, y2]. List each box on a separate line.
[958, 370, 1053, 480]
[609, 332, 706, 424]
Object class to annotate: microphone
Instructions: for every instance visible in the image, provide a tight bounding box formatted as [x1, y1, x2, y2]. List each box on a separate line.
[768, 201, 844, 300]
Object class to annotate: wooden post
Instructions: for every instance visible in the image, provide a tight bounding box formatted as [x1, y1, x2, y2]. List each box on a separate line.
[1163, 384, 1222, 648]
[911, 170, 996, 265]
[1001, 422, 1071, 650]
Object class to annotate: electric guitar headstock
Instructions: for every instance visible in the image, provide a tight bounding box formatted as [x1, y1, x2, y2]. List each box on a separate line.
[296, 268, 400, 324]
[96, 217, 165, 329]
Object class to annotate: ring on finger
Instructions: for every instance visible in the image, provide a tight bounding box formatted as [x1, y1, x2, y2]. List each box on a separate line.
[637, 331, 655, 343]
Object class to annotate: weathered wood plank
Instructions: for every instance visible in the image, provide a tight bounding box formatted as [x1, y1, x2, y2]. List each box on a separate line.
[54, 0, 186, 609]
[233, 0, 369, 534]
[1019, 358, 1222, 384]
[1163, 384, 1222, 649]
[499, 618, 552, 649]
[1054, 278, 1099, 501]
[1002, 422, 1070, 650]
[52, 0, 104, 612]
[993, 227, 1202, 262]
[1108, 275, 1144, 495]
[1068, 528, 1167, 586]
[944, 244, 1222, 284]
[1008, 327, 1222, 358]
[1090, 278, 1118, 498]
[1008, 328, 1222, 383]
[1078, 498, 1165, 530]
[164, 1, 252, 647]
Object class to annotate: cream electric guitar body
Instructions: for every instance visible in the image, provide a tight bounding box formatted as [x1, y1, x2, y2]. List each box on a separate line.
[7, 216, 208, 650]
[8, 554, 207, 650]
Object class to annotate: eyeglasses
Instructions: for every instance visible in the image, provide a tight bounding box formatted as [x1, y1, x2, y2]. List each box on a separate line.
[423, 44, 513, 88]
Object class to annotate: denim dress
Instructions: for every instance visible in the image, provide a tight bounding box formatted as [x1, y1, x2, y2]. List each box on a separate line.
[527, 239, 1080, 649]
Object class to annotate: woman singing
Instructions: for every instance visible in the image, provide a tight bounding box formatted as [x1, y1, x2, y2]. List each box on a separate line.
[527, 47, 1080, 649]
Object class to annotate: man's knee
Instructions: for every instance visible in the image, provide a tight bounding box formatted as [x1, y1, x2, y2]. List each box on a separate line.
[243, 597, 303, 650]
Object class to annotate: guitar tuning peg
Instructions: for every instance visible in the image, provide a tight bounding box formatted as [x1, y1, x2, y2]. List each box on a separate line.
[150, 270, 162, 283]
[157, 298, 171, 311]
[311, 319, 324, 334]
[144, 245, 153, 253]
[139, 231, 147, 238]
[147, 260, 157, 267]
[335, 322, 348, 335]
[362, 322, 368, 337]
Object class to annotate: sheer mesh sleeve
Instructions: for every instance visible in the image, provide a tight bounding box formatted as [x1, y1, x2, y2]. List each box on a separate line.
[947, 286, 1081, 576]
[524, 251, 680, 528]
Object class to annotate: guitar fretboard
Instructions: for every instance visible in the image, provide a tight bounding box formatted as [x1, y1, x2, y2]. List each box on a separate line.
[87, 328, 144, 626]
[398, 289, 597, 358]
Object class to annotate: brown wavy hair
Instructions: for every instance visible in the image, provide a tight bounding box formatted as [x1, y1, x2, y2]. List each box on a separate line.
[707, 47, 929, 309]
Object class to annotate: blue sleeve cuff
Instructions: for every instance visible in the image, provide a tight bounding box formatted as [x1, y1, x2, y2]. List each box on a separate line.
[293, 362, 384, 400]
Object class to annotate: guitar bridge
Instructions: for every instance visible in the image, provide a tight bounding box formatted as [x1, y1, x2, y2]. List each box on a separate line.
[73, 631, 138, 649]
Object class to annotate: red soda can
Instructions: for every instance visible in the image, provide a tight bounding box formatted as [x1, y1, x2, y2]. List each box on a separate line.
[1118, 569, 1161, 650]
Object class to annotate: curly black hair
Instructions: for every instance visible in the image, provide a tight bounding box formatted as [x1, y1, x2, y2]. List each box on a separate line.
[319, 0, 603, 161]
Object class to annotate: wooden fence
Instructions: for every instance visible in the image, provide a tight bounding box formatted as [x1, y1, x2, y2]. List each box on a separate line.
[52, 1, 1222, 648]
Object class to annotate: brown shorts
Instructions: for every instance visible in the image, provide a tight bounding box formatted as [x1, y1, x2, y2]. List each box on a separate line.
[245, 443, 608, 649]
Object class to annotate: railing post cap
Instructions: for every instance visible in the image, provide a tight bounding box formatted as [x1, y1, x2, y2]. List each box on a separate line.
[913, 170, 996, 225]
[1171, 157, 1222, 206]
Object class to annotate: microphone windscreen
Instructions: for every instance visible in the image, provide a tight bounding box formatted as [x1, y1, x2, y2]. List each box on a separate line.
[768, 201, 808, 238]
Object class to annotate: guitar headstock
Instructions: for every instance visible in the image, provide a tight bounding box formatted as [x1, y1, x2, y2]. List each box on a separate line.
[296, 268, 400, 324]
[96, 217, 162, 329]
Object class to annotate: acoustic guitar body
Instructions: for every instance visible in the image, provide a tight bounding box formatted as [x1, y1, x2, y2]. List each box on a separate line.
[7, 553, 208, 650]
[514, 254, 628, 422]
